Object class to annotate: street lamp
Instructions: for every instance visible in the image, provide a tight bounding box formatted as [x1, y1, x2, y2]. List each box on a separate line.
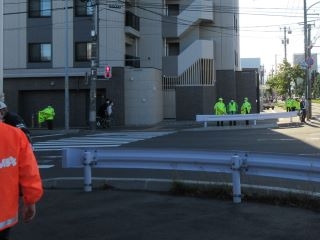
[304, 0, 320, 120]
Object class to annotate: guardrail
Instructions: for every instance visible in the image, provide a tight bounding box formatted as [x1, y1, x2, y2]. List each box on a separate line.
[62, 148, 320, 204]
[196, 111, 299, 127]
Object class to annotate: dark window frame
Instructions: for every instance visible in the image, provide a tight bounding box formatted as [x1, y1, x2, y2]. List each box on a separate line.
[28, 43, 52, 62]
[125, 11, 140, 31]
[28, 0, 52, 18]
[74, 0, 94, 17]
[75, 42, 92, 62]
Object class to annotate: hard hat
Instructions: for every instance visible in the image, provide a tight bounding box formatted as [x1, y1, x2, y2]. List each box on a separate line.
[244, 97, 248, 100]
[231, 99, 234, 102]
[0, 101, 7, 110]
[219, 97, 223, 101]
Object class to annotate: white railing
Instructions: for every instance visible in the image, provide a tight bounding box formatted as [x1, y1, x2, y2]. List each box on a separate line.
[162, 58, 215, 90]
[196, 111, 299, 127]
[62, 148, 320, 204]
[178, 40, 214, 76]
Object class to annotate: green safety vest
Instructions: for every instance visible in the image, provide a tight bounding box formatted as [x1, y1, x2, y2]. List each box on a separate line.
[213, 101, 226, 115]
[228, 102, 238, 113]
[241, 101, 251, 114]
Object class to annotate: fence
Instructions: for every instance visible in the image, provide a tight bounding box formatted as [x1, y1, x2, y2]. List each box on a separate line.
[196, 111, 299, 127]
[62, 148, 320, 204]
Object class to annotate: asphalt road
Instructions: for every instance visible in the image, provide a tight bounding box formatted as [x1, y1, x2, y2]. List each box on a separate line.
[34, 114, 320, 185]
[9, 104, 320, 240]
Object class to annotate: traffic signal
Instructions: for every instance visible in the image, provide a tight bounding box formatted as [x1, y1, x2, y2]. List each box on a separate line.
[104, 65, 112, 79]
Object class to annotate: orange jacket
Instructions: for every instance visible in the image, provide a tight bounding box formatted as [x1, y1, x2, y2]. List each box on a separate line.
[0, 122, 43, 231]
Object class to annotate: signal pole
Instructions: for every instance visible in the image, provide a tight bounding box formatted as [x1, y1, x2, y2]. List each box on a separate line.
[89, 0, 99, 130]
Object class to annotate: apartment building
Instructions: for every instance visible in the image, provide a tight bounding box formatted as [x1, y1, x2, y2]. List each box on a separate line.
[3, 0, 243, 128]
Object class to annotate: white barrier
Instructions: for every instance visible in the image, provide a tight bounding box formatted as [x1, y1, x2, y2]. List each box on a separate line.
[62, 148, 320, 204]
[196, 111, 299, 127]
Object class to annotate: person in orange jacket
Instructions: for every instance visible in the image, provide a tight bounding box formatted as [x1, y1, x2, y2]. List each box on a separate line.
[0, 121, 43, 239]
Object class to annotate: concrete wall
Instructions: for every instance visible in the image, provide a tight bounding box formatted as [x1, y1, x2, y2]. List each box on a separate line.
[236, 70, 260, 113]
[99, 5, 125, 68]
[3, 1, 27, 69]
[138, 0, 162, 69]
[213, 0, 240, 71]
[175, 86, 216, 120]
[53, 1, 73, 69]
[125, 68, 163, 125]
[216, 70, 236, 101]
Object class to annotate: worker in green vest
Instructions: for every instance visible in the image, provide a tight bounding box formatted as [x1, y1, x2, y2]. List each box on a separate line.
[292, 98, 300, 111]
[213, 97, 226, 126]
[39, 106, 55, 130]
[227, 99, 238, 126]
[241, 97, 251, 125]
[285, 98, 293, 112]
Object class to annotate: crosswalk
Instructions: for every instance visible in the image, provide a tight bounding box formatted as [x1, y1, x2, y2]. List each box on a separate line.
[33, 131, 174, 152]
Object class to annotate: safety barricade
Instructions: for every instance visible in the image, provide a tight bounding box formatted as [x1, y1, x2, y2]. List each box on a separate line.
[196, 111, 299, 127]
[62, 148, 320, 204]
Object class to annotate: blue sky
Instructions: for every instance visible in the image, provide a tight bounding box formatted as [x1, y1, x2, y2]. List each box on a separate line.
[240, 0, 320, 74]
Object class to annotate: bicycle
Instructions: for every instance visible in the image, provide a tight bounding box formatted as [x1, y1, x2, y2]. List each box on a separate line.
[96, 116, 111, 128]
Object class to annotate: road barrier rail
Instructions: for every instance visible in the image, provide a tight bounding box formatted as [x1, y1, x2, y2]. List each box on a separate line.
[196, 111, 299, 127]
[62, 148, 320, 203]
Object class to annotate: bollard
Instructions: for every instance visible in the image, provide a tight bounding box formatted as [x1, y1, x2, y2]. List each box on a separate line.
[83, 151, 93, 192]
[231, 154, 242, 203]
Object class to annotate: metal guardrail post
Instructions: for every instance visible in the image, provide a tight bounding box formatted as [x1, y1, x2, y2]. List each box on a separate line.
[83, 151, 93, 192]
[231, 154, 242, 203]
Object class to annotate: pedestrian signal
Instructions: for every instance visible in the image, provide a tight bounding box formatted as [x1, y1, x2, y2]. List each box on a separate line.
[104, 65, 112, 79]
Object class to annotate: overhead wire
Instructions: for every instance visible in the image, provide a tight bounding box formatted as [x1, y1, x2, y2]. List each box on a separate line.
[3, 0, 316, 63]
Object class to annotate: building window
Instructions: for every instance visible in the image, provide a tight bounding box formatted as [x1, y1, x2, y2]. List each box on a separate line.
[75, 42, 92, 61]
[165, 42, 179, 56]
[28, 0, 51, 17]
[166, 4, 179, 16]
[74, 0, 93, 16]
[28, 43, 52, 62]
[125, 11, 140, 31]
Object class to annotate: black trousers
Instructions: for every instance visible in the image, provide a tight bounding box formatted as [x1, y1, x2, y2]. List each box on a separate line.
[229, 112, 236, 126]
[0, 228, 11, 240]
[46, 119, 53, 130]
[300, 109, 306, 123]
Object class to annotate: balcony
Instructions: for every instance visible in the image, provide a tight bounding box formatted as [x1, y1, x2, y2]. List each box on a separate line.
[125, 54, 140, 68]
[125, 11, 140, 38]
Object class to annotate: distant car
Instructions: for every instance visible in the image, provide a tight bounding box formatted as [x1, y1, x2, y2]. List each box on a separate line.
[262, 100, 275, 110]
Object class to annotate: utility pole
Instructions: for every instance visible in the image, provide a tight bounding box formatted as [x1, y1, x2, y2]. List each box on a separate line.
[64, 0, 70, 130]
[307, 23, 312, 119]
[281, 27, 291, 61]
[303, 0, 313, 120]
[89, 0, 99, 130]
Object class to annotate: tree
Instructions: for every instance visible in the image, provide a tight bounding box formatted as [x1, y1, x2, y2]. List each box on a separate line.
[266, 60, 305, 98]
[312, 72, 320, 98]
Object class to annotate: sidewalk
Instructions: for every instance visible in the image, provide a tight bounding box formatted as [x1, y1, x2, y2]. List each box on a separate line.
[12, 189, 320, 240]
